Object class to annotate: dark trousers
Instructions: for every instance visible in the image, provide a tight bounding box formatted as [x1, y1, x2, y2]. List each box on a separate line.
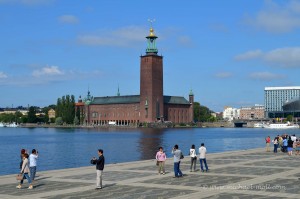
[174, 162, 183, 177]
[200, 158, 208, 171]
[273, 144, 278, 153]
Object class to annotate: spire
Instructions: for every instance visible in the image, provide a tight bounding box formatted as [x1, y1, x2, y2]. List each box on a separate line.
[146, 19, 158, 54]
[84, 87, 94, 105]
[117, 85, 120, 96]
[189, 89, 194, 96]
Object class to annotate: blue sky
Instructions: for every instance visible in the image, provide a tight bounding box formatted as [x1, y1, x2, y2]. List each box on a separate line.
[1, 0, 300, 112]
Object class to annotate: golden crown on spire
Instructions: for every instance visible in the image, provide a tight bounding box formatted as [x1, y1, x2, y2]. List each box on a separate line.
[148, 19, 156, 37]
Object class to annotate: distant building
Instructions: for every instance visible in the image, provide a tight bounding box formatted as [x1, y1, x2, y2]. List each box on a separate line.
[265, 86, 300, 118]
[223, 106, 240, 121]
[239, 104, 264, 119]
[282, 97, 300, 119]
[0, 108, 28, 115]
[76, 26, 194, 126]
[48, 109, 56, 119]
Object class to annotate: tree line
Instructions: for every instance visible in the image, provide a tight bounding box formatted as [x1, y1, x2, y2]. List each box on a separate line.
[55, 95, 76, 124]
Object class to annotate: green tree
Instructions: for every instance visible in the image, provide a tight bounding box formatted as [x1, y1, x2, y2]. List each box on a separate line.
[73, 116, 79, 125]
[193, 102, 215, 122]
[55, 95, 76, 124]
[55, 117, 63, 125]
[27, 106, 37, 123]
[14, 111, 23, 123]
[286, 115, 293, 122]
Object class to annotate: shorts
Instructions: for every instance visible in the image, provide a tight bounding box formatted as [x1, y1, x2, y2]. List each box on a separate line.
[288, 147, 293, 152]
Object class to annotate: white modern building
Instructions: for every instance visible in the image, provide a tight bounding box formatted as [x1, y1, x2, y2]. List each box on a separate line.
[264, 86, 300, 118]
[223, 106, 240, 121]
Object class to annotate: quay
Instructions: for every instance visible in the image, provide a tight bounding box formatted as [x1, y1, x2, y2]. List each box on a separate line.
[0, 148, 299, 199]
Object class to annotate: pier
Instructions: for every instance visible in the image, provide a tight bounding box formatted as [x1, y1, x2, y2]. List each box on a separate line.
[0, 148, 299, 199]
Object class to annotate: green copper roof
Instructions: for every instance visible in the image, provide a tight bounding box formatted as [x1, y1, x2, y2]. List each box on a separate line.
[91, 95, 140, 105]
[163, 96, 190, 105]
[90, 95, 190, 105]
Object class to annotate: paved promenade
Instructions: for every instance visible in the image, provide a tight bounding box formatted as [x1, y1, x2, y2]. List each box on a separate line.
[0, 148, 299, 199]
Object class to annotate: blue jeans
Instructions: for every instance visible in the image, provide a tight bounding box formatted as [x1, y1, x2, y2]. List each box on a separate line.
[30, 166, 36, 181]
[273, 144, 278, 153]
[200, 158, 208, 171]
[174, 161, 183, 177]
[20, 173, 32, 184]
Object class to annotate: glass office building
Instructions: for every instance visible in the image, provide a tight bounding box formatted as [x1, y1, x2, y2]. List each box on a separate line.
[264, 86, 300, 118]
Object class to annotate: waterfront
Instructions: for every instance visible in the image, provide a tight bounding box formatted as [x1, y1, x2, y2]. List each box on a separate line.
[0, 127, 299, 175]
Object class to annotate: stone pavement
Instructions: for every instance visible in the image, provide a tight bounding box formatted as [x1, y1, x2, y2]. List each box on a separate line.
[0, 148, 299, 199]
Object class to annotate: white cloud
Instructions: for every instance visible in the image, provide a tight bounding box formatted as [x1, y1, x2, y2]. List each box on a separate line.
[235, 47, 300, 68]
[234, 50, 263, 61]
[77, 26, 147, 47]
[244, 0, 300, 33]
[32, 66, 63, 77]
[58, 15, 79, 24]
[0, 72, 7, 78]
[0, 0, 54, 5]
[249, 72, 285, 81]
[214, 72, 233, 78]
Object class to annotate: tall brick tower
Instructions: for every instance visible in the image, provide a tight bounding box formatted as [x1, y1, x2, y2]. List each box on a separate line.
[140, 25, 164, 122]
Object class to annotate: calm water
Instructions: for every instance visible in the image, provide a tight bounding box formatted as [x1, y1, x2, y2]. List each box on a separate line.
[0, 127, 298, 175]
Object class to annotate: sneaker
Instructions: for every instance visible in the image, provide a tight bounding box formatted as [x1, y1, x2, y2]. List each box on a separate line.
[162, 173, 165, 175]
[28, 185, 33, 189]
[16, 185, 21, 189]
[95, 187, 102, 189]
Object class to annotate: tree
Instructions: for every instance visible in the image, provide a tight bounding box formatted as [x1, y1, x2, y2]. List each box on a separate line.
[73, 116, 79, 125]
[55, 95, 76, 124]
[27, 106, 37, 123]
[193, 102, 215, 122]
[286, 115, 293, 122]
[55, 117, 63, 125]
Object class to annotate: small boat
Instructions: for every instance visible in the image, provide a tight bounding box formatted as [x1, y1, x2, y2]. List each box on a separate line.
[254, 122, 264, 128]
[262, 122, 299, 129]
[2, 122, 19, 128]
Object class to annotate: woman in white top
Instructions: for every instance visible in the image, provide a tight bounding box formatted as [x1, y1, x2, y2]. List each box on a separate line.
[190, 144, 197, 172]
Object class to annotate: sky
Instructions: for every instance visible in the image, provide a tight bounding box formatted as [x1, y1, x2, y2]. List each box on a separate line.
[1, 0, 300, 112]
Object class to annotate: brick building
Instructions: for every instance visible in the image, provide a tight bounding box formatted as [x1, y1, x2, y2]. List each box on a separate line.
[239, 104, 265, 120]
[76, 26, 194, 126]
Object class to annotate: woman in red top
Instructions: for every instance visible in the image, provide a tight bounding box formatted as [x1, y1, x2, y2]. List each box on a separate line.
[265, 136, 271, 152]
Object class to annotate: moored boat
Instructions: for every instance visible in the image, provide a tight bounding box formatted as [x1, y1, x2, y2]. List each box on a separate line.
[262, 122, 299, 129]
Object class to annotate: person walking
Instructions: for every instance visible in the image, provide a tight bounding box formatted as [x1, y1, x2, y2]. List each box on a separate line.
[20, 149, 26, 170]
[272, 137, 279, 153]
[199, 143, 209, 172]
[189, 144, 197, 172]
[29, 149, 38, 183]
[287, 136, 294, 156]
[91, 149, 105, 189]
[172, 144, 183, 178]
[16, 153, 33, 189]
[155, 147, 167, 175]
[265, 136, 271, 152]
[283, 137, 288, 153]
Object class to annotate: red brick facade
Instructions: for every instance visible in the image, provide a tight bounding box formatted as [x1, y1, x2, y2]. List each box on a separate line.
[78, 27, 194, 126]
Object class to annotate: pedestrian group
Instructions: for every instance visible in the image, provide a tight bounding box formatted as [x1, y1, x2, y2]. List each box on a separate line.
[16, 149, 38, 189]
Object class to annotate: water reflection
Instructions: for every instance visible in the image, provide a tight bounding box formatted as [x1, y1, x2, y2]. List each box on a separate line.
[138, 128, 166, 160]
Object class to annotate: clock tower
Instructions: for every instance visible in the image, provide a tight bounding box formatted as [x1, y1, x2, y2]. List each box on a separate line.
[140, 25, 164, 122]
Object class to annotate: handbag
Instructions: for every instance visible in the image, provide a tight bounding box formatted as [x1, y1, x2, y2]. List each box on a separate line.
[156, 161, 159, 166]
[180, 152, 184, 159]
[16, 174, 23, 180]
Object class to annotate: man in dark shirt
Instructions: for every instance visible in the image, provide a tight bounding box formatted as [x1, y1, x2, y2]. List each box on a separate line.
[91, 149, 105, 189]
